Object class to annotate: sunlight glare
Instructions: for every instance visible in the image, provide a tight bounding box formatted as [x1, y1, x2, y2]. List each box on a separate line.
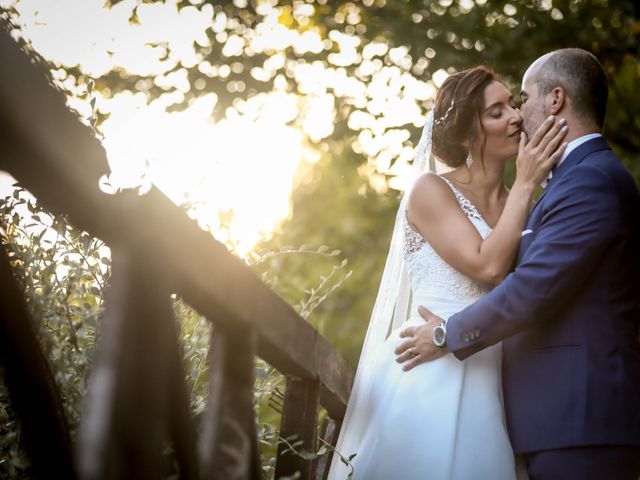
[8, 0, 311, 255]
[99, 91, 303, 255]
[6, 0, 440, 255]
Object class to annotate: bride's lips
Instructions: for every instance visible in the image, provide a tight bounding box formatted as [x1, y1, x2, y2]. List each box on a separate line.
[508, 129, 521, 139]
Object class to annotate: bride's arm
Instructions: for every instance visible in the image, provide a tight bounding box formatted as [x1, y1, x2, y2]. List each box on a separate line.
[407, 117, 567, 288]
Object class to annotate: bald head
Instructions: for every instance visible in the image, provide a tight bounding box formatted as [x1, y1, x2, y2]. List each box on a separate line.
[523, 48, 608, 128]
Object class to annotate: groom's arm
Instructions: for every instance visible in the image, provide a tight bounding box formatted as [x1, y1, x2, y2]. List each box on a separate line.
[446, 163, 620, 360]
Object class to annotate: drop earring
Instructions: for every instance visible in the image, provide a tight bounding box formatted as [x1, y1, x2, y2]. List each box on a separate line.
[466, 153, 473, 168]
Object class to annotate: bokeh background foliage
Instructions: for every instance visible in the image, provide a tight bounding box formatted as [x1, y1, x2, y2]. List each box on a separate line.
[0, 0, 638, 477]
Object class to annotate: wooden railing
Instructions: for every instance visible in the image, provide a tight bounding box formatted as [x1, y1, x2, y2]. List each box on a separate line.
[0, 21, 354, 479]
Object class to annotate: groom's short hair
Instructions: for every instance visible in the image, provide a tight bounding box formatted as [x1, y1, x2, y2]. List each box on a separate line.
[533, 48, 608, 127]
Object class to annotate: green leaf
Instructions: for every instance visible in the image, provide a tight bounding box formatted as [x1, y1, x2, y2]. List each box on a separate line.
[298, 450, 317, 460]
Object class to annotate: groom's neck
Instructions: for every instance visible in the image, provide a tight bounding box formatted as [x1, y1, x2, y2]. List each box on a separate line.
[561, 113, 601, 143]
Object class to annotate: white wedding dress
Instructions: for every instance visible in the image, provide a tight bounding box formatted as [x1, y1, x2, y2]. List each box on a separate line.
[331, 177, 519, 480]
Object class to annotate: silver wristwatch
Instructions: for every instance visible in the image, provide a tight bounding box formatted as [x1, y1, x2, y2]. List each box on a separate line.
[432, 321, 447, 348]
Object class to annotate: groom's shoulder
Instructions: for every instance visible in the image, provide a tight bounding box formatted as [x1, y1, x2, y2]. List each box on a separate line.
[580, 144, 638, 192]
[553, 161, 619, 205]
[556, 155, 639, 212]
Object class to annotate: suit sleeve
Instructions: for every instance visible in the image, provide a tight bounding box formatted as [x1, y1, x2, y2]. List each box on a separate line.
[447, 164, 620, 360]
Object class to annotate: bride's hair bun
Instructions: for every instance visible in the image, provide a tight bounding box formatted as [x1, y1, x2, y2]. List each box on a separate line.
[432, 66, 496, 168]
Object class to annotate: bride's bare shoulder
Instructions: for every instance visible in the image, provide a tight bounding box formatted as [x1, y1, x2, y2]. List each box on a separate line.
[408, 173, 458, 217]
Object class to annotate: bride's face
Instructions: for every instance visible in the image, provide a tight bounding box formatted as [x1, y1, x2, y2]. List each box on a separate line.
[470, 80, 522, 163]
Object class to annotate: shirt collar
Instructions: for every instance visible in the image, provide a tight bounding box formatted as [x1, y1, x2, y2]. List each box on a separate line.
[558, 133, 602, 167]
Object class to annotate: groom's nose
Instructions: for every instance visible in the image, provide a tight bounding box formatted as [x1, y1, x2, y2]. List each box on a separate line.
[515, 107, 523, 121]
[510, 108, 523, 126]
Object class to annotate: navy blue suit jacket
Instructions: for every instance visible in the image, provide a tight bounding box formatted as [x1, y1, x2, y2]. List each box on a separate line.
[446, 137, 640, 453]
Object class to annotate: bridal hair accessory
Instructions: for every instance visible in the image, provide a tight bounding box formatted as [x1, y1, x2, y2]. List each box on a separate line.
[466, 152, 473, 168]
[434, 98, 455, 126]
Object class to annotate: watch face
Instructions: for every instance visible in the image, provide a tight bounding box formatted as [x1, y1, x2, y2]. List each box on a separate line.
[433, 324, 446, 347]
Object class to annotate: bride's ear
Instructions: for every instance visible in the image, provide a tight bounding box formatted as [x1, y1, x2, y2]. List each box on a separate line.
[547, 86, 565, 115]
[461, 132, 474, 149]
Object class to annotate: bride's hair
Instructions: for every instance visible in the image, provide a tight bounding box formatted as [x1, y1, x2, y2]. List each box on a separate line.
[432, 66, 496, 168]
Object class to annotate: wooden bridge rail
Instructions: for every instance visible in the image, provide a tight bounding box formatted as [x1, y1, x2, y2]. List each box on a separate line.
[0, 21, 353, 479]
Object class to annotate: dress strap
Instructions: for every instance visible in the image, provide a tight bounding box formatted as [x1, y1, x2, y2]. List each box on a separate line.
[439, 176, 483, 222]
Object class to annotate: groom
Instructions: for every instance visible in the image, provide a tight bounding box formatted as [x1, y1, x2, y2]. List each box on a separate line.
[396, 48, 640, 478]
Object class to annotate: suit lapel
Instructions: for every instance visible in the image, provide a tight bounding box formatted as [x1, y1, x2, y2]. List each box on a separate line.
[530, 136, 611, 215]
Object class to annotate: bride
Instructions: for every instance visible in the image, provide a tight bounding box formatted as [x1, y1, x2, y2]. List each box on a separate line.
[327, 66, 567, 480]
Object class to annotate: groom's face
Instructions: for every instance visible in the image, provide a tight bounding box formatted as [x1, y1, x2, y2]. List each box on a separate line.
[519, 76, 549, 142]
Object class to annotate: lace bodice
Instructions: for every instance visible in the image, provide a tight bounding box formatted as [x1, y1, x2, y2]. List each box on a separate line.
[403, 177, 492, 302]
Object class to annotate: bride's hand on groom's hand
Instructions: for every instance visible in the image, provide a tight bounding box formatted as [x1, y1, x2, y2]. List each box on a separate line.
[394, 307, 447, 371]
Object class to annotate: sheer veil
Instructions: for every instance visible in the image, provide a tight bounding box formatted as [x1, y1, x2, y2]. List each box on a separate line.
[328, 111, 439, 479]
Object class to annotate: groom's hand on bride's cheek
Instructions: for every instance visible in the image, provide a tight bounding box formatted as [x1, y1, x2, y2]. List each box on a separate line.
[394, 308, 447, 371]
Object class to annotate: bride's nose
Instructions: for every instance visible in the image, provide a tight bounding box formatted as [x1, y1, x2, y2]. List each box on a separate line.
[510, 108, 523, 126]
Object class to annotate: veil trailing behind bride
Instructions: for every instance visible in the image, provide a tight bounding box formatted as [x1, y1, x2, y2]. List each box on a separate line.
[326, 66, 551, 480]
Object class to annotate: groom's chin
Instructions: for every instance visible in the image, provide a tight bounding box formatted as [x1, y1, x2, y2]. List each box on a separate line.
[522, 123, 537, 142]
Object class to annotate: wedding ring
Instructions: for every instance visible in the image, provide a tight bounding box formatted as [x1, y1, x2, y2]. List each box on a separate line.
[409, 348, 418, 357]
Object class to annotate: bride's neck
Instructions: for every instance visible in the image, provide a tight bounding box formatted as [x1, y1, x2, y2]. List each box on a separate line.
[449, 159, 506, 199]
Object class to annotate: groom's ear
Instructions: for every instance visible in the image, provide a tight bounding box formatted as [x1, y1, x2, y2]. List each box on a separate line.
[548, 86, 566, 115]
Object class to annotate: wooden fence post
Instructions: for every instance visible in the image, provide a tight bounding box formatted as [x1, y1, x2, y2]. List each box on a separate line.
[166, 318, 200, 480]
[0, 242, 75, 479]
[77, 246, 193, 479]
[199, 323, 260, 480]
[275, 376, 320, 479]
[315, 417, 341, 480]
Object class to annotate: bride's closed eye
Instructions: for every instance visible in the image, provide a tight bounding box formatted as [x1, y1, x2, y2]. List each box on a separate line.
[488, 104, 516, 119]
[487, 104, 505, 119]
